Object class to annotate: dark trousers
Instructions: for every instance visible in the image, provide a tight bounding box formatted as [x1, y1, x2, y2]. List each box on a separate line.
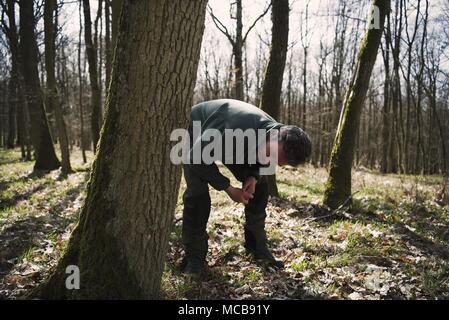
[182, 164, 269, 261]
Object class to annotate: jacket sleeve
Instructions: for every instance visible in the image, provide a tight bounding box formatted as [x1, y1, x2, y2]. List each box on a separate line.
[188, 163, 231, 191]
[246, 164, 260, 181]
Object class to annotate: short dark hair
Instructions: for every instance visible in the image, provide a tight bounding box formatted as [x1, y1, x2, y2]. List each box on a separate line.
[279, 125, 312, 166]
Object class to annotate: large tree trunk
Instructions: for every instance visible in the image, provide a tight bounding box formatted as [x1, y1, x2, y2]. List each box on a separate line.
[82, 0, 102, 152]
[323, 0, 390, 209]
[44, 0, 72, 173]
[37, 0, 207, 299]
[259, 0, 289, 197]
[19, 0, 60, 171]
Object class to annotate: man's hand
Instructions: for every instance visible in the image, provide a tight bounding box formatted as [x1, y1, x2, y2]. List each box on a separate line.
[225, 186, 253, 205]
[243, 176, 257, 196]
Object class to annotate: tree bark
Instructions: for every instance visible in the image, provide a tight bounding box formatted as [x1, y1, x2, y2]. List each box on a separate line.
[260, 0, 289, 121]
[19, 0, 60, 171]
[37, 0, 207, 299]
[323, 0, 390, 209]
[111, 0, 123, 49]
[44, 0, 72, 173]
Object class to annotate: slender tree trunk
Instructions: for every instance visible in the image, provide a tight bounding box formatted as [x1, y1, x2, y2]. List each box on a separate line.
[3, 0, 30, 159]
[259, 0, 289, 197]
[301, 3, 309, 132]
[381, 34, 390, 173]
[7, 77, 16, 149]
[78, 1, 87, 164]
[36, 0, 207, 299]
[233, 0, 244, 101]
[94, 0, 103, 117]
[105, 0, 112, 92]
[82, 0, 102, 152]
[403, 0, 420, 174]
[318, 46, 327, 167]
[286, 50, 293, 124]
[44, 0, 72, 173]
[19, 0, 60, 171]
[260, 0, 289, 120]
[428, 90, 447, 175]
[323, 0, 390, 209]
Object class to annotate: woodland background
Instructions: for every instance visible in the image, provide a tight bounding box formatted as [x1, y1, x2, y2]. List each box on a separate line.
[0, 0, 448, 300]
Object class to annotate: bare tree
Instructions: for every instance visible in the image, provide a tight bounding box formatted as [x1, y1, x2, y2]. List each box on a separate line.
[208, 0, 271, 101]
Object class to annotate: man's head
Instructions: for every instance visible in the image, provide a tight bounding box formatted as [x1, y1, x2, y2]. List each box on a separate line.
[275, 125, 312, 167]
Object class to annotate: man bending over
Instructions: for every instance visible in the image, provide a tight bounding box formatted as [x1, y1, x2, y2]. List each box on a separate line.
[181, 99, 311, 278]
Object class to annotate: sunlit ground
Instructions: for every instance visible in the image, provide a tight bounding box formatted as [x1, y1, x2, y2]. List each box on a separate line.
[0, 148, 448, 299]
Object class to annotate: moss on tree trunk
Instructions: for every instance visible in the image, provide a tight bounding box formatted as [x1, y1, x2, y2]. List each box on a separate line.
[323, 0, 390, 209]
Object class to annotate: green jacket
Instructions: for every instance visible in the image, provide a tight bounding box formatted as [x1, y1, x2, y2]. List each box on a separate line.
[186, 99, 283, 191]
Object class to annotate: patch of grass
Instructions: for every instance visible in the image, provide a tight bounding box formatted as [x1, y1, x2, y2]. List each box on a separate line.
[267, 229, 282, 245]
[223, 235, 239, 247]
[0, 206, 14, 219]
[291, 259, 311, 272]
[19, 246, 36, 262]
[160, 263, 201, 299]
[241, 268, 261, 284]
[278, 191, 289, 200]
[421, 265, 449, 298]
[326, 252, 355, 268]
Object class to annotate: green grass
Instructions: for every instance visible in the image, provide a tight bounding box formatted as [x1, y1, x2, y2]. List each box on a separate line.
[18, 246, 36, 262]
[0, 148, 93, 299]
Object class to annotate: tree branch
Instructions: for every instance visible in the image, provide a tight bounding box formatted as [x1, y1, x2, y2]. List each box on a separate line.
[243, 2, 272, 44]
[207, 4, 235, 46]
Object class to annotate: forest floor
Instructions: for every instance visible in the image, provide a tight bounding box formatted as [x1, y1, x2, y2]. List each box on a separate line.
[1, 148, 449, 300]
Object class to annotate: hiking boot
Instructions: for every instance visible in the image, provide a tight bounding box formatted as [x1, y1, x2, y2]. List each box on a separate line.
[182, 257, 206, 279]
[246, 244, 284, 268]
